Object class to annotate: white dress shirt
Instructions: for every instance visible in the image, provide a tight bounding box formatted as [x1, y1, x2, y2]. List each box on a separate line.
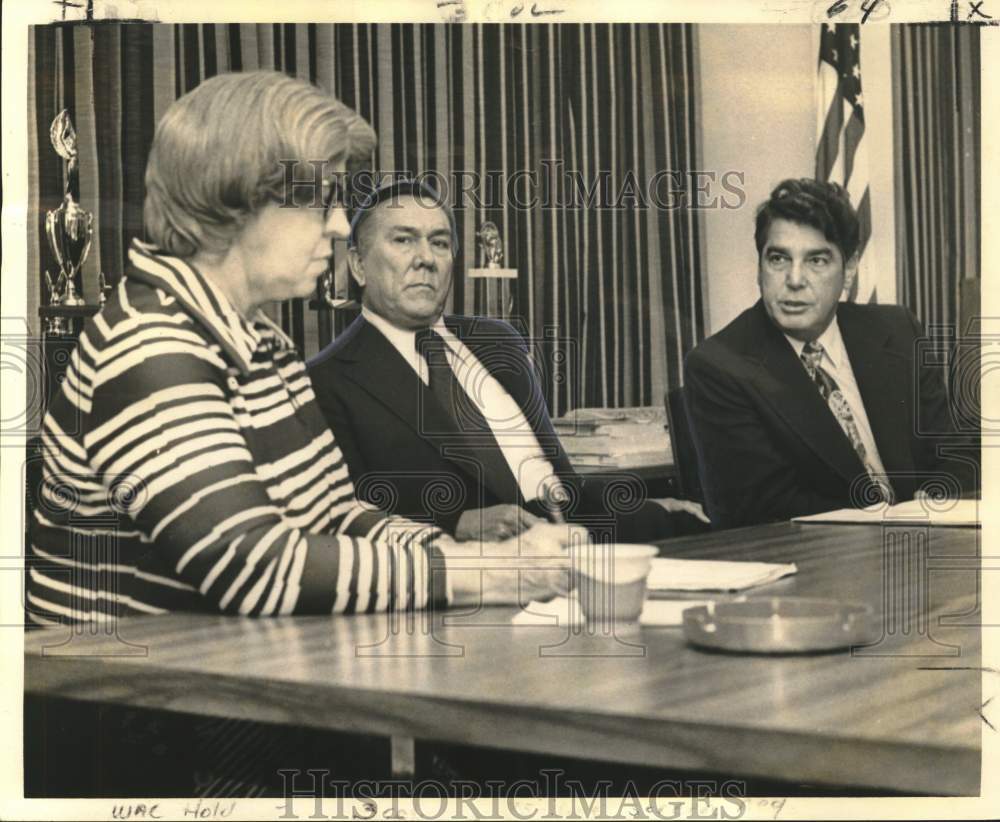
[362, 308, 562, 504]
[784, 317, 888, 478]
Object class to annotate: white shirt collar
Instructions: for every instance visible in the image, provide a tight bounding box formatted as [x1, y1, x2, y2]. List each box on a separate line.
[362, 305, 448, 335]
[361, 306, 451, 371]
[363, 305, 416, 350]
[783, 315, 847, 370]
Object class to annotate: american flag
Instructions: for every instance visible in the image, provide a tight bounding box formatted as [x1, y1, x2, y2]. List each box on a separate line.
[816, 23, 875, 303]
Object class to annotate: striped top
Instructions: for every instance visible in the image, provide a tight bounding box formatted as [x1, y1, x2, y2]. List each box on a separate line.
[27, 241, 449, 624]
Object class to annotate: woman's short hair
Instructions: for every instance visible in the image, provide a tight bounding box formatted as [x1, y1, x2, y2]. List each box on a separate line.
[753, 178, 860, 262]
[144, 71, 376, 258]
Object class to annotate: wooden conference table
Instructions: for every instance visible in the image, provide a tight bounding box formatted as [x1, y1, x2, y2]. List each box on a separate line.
[24, 521, 983, 796]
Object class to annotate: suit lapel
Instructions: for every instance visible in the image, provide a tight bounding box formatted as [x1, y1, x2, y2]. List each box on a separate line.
[446, 316, 577, 480]
[442, 317, 538, 503]
[745, 302, 866, 486]
[837, 304, 912, 473]
[335, 317, 457, 443]
[446, 317, 535, 415]
[337, 317, 520, 505]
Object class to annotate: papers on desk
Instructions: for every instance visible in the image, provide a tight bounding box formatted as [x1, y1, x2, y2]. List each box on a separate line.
[647, 558, 798, 592]
[553, 406, 671, 469]
[511, 559, 797, 625]
[552, 406, 665, 433]
[512, 595, 712, 627]
[793, 498, 980, 528]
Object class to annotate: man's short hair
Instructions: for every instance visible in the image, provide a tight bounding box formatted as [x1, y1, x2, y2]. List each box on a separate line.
[144, 70, 375, 258]
[348, 178, 459, 255]
[753, 178, 860, 262]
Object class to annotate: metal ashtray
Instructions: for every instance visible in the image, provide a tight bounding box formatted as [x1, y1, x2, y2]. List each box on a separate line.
[682, 597, 876, 654]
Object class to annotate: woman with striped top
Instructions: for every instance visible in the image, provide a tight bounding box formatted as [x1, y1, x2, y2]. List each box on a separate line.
[27, 70, 575, 625]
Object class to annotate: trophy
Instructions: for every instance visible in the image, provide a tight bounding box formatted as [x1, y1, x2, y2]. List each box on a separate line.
[468, 221, 517, 318]
[477, 222, 504, 268]
[318, 264, 338, 307]
[43, 110, 93, 332]
[317, 256, 357, 309]
[98, 272, 112, 306]
[43, 271, 67, 334]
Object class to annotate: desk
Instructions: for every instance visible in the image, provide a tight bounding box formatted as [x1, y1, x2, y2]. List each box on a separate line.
[571, 460, 678, 498]
[572, 461, 675, 481]
[24, 522, 982, 795]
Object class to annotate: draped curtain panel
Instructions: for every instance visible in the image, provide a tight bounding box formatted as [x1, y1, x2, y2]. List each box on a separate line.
[892, 24, 980, 333]
[28, 22, 704, 415]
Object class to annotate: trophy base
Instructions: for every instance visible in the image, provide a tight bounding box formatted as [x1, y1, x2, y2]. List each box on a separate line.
[467, 267, 518, 279]
[39, 305, 101, 320]
[308, 298, 360, 311]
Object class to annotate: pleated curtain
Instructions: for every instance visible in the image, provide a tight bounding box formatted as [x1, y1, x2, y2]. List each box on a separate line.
[29, 22, 705, 414]
[892, 24, 980, 332]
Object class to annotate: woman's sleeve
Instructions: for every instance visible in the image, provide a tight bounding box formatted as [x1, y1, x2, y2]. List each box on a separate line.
[86, 323, 449, 615]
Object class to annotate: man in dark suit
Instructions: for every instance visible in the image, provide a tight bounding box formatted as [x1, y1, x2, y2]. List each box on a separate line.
[684, 178, 978, 529]
[308, 179, 706, 542]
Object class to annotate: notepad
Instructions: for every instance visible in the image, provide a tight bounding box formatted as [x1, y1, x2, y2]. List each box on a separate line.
[793, 498, 980, 528]
[511, 595, 712, 627]
[646, 558, 798, 592]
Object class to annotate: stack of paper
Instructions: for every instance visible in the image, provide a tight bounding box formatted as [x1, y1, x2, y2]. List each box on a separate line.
[646, 558, 798, 592]
[793, 498, 980, 528]
[553, 406, 666, 431]
[511, 595, 712, 627]
[564, 449, 672, 469]
[553, 406, 671, 469]
[560, 436, 662, 459]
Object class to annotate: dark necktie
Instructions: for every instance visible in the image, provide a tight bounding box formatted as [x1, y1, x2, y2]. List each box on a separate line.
[416, 328, 522, 505]
[801, 341, 893, 503]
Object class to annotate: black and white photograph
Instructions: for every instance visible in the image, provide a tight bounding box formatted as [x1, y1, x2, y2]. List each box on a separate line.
[1, 0, 996, 818]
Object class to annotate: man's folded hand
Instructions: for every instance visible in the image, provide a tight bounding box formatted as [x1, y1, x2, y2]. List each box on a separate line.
[653, 497, 710, 523]
[454, 504, 543, 542]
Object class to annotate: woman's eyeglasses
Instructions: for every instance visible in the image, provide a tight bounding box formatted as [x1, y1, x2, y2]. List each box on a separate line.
[266, 171, 352, 217]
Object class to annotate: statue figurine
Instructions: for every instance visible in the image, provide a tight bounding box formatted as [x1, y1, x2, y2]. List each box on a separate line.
[476, 221, 503, 269]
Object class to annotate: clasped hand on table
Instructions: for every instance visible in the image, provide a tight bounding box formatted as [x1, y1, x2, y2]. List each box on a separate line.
[439, 522, 585, 606]
[455, 498, 709, 543]
[444, 496, 709, 606]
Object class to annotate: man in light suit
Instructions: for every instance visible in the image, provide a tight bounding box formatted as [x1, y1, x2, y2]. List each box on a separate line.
[308, 179, 706, 542]
[684, 178, 978, 530]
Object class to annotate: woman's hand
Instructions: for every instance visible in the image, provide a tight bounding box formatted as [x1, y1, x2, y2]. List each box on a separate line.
[440, 522, 588, 605]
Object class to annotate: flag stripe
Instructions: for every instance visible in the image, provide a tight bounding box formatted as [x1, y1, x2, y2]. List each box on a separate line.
[815, 23, 875, 303]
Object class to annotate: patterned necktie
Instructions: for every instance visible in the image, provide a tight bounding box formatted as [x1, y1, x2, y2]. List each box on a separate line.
[416, 328, 521, 505]
[800, 341, 893, 503]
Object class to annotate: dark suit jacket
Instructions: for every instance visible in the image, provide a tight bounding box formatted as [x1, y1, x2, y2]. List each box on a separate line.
[684, 301, 979, 529]
[307, 314, 680, 541]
